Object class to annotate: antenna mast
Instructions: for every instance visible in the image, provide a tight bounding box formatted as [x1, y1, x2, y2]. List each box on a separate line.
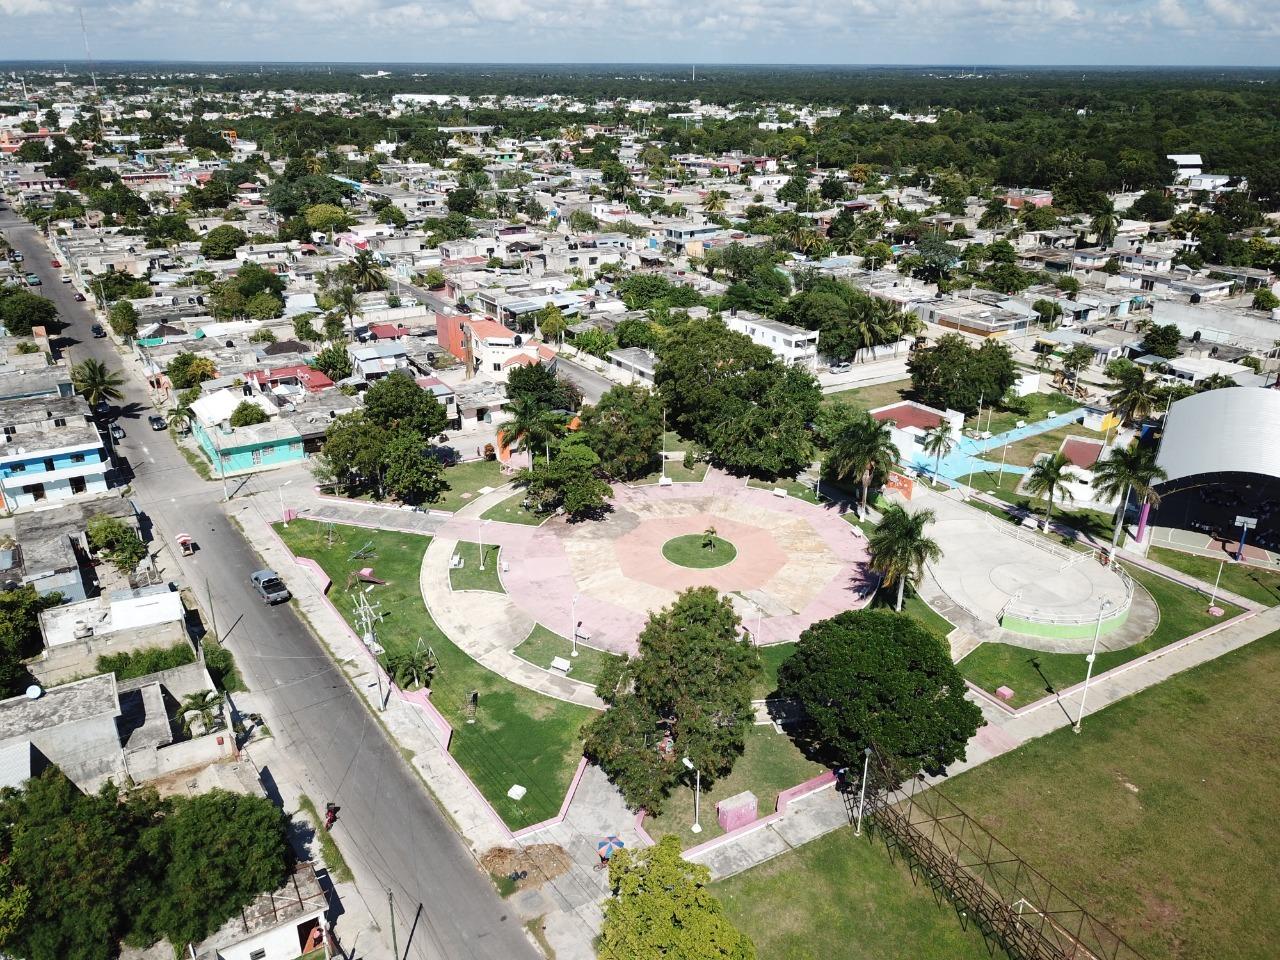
[79, 8, 99, 96]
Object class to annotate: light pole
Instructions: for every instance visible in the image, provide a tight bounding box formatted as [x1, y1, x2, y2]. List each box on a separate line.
[570, 593, 579, 657]
[855, 746, 872, 837]
[278, 480, 293, 527]
[478, 519, 491, 571]
[1073, 598, 1112, 734]
[1208, 559, 1225, 611]
[682, 756, 702, 834]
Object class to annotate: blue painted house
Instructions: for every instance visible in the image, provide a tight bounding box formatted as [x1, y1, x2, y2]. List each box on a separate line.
[188, 388, 304, 477]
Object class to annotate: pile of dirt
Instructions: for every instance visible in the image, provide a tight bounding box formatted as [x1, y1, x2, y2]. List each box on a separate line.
[480, 843, 574, 890]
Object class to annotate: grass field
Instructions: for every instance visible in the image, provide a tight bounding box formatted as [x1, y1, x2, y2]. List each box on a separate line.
[747, 476, 821, 503]
[822, 377, 914, 411]
[636, 460, 710, 484]
[662, 534, 736, 568]
[434, 459, 506, 512]
[513, 624, 624, 689]
[943, 631, 1280, 960]
[448, 541, 504, 592]
[752, 642, 795, 699]
[869, 585, 956, 640]
[480, 492, 545, 526]
[1148, 545, 1280, 607]
[276, 521, 591, 829]
[715, 827, 1003, 960]
[959, 564, 1243, 707]
[987, 423, 1105, 468]
[968, 470, 1115, 544]
[642, 724, 825, 848]
[968, 391, 1080, 436]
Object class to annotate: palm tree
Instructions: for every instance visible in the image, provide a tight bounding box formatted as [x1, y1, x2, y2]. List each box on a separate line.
[179, 689, 225, 735]
[71, 358, 125, 408]
[333, 284, 360, 336]
[166, 403, 194, 434]
[829, 413, 899, 518]
[869, 505, 942, 611]
[1108, 366, 1160, 425]
[920, 424, 955, 485]
[385, 646, 438, 691]
[1090, 199, 1120, 246]
[1025, 452, 1080, 533]
[349, 250, 386, 292]
[1091, 444, 1167, 555]
[504, 397, 564, 464]
[702, 190, 728, 214]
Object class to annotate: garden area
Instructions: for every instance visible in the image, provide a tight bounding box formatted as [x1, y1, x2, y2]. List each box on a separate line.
[979, 422, 1104, 469]
[966, 390, 1081, 436]
[967, 470, 1115, 545]
[275, 520, 592, 829]
[747, 476, 821, 503]
[448, 541, 503, 592]
[433, 458, 507, 512]
[1148, 545, 1280, 607]
[635, 459, 710, 484]
[513, 624, 624, 689]
[641, 724, 826, 848]
[662, 533, 737, 569]
[480, 491, 545, 526]
[958, 564, 1242, 707]
[943, 631, 1280, 960]
[715, 826, 1003, 960]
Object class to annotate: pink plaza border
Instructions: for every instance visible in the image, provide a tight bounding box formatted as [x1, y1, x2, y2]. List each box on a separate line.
[265, 518, 589, 842]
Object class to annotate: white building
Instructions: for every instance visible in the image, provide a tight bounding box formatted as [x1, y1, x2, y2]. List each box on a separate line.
[0, 396, 110, 512]
[725, 312, 820, 369]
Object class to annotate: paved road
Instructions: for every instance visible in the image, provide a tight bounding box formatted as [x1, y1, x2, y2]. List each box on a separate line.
[554, 356, 612, 405]
[0, 209, 538, 960]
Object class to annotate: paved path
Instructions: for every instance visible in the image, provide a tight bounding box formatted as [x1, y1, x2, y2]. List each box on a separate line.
[913, 407, 1085, 482]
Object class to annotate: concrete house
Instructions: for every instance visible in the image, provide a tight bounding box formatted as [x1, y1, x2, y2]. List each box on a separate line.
[190, 388, 305, 477]
[0, 396, 110, 512]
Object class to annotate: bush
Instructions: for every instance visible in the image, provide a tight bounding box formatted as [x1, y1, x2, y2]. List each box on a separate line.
[228, 400, 269, 427]
[97, 643, 195, 681]
[86, 515, 148, 574]
[1252, 289, 1280, 311]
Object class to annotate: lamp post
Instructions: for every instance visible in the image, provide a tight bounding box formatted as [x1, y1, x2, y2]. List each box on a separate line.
[1208, 559, 1225, 611]
[855, 746, 872, 837]
[682, 756, 702, 834]
[570, 593, 579, 657]
[278, 480, 293, 527]
[1073, 598, 1113, 733]
[478, 519, 491, 571]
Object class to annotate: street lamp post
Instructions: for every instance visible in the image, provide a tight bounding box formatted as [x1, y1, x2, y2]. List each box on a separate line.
[1073, 598, 1113, 733]
[855, 746, 872, 837]
[682, 756, 702, 833]
[479, 519, 491, 571]
[278, 480, 293, 527]
[1208, 559, 1225, 610]
[570, 593, 579, 657]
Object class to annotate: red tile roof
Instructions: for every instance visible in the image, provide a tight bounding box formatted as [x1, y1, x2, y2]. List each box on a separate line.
[1062, 438, 1104, 469]
[247, 364, 335, 392]
[869, 402, 945, 432]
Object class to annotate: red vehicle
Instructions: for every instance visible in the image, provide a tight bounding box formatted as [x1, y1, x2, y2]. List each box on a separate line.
[50, 259, 61, 268]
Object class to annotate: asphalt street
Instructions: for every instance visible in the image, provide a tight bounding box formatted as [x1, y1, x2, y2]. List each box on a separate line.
[0, 208, 538, 960]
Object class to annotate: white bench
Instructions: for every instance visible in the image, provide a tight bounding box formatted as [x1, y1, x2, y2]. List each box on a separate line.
[449, 555, 464, 569]
[550, 656, 572, 675]
[574, 627, 592, 642]
[772, 487, 787, 498]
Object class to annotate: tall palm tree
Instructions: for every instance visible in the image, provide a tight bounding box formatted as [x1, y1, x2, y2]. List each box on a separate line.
[1025, 452, 1080, 533]
[71, 358, 125, 408]
[333, 284, 360, 336]
[348, 250, 386, 292]
[503, 397, 564, 464]
[829, 412, 899, 518]
[869, 505, 942, 611]
[920, 424, 955, 485]
[1091, 444, 1167, 555]
[166, 402, 194, 434]
[179, 689, 225, 735]
[1108, 366, 1160, 425]
[1090, 199, 1120, 247]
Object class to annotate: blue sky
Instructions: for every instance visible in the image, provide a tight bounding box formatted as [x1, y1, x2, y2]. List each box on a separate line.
[1, 0, 1277, 67]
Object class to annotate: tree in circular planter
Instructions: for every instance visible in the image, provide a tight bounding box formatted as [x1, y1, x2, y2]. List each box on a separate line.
[779, 609, 981, 783]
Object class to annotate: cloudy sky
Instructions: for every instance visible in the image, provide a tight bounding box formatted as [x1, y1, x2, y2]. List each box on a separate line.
[1, 0, 1276, 66]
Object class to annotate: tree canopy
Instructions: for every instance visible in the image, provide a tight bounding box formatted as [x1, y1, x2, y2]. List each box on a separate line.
[907, 333, 1018, 415]
[579, 384, 664, 480]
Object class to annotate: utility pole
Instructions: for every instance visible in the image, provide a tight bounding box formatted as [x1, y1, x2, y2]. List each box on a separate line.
[387, 888, 398, 960]
[204, 578, 217, 656]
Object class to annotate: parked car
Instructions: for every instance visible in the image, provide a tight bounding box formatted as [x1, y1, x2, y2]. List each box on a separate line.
[73, 293, 86, 301]
[60, 275, 72, 283]
[24, 274, 40, 286]
[109, 423, 125, 441]
[828, 362, 851, 374]
[148, 415, 167, 431]
[94, 400, 110, 416]
[49, 259, 60, 268]
[251, 570, 291, 605]
[91, 324, 106, 338]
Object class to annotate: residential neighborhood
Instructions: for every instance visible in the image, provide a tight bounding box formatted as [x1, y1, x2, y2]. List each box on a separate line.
[0, 53, 1278, 960]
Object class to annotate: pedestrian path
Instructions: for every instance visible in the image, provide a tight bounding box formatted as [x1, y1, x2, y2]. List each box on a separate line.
[913, 407, 1085, 483]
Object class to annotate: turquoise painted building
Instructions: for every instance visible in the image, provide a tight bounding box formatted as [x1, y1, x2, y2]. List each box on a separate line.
[192, 419, 305, 477]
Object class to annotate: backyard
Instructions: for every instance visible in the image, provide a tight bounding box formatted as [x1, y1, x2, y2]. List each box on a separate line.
[434, 458, 507, 512]
[1148, 545, 1280, 607]
[275, 520, 592, 829]
[959, 564, 1243, 707]
[715, 826, 1003, 960]
[641, 724, 826, 848]
[513, 624, 623, 689]
[943, 631, 1280, 960]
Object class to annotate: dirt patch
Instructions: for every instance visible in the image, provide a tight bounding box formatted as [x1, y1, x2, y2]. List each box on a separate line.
[481, 843, 574, 890]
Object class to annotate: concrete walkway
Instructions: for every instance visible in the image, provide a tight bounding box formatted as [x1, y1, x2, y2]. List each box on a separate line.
[912, 407, 1085, 482]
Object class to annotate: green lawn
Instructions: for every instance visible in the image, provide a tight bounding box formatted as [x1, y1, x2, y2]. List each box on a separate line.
[987, 423, 1104, 469]
[635, 460, 710, 484]
[448, 541, 504, 592]
[943, 631, 1280, 960]
[959, 564, 1243, 707]
[513, 623, 624, 689]
[822, 377, 914, 411]
[662, 534, 737, 569]
[434, 459, 506, 512]
[661, 429, 693, 453]
[967, 470, 1115, 545]
[1149, 545, 1280, 607]
[869, 585, 955, 640]
[716, 827, 1004, 960]
[747, 476, 821, 503]
[643, 725, 825, 848]
[968, 391, 1080, 436]
[480, 492, 545, 526]
[751, 642, 796, 699]
[276, 521, 591, 829]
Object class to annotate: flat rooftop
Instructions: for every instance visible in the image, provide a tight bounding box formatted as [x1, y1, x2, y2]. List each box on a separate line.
[0, 673, 118, 742]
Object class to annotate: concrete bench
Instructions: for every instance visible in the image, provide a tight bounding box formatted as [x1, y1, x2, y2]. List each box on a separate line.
[550, 656, 572, 675]
[773, 487, 787, 498]
[449, 555, 464, 569]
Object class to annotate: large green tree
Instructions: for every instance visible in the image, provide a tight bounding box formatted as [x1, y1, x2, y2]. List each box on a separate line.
[907, 333, 1017, 415]
[600, 836, 755, 960]
[199, 224, 247, 260]
[579, 384, 664, 480]
[363, 370, 448, 438]
[515, 439, 612, 518]
[582, 587, 758, 814]
[0, 289, 58, 337]
[779, 609, 981, 778]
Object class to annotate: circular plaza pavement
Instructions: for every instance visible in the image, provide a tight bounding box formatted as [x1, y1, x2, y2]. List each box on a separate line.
[498, 475, 876, 654]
